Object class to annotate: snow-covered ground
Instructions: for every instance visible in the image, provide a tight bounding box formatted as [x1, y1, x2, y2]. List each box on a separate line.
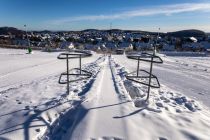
[0, 48, 210, 140]
[113, 53, 210, 108]
[0, 48, 101, 140]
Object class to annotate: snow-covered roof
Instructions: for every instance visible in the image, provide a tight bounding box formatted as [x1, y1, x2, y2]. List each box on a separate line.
[189, 37, 197, 42]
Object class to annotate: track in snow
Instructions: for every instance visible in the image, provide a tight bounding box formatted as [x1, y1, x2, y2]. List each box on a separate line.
[59, 57, 129, 140]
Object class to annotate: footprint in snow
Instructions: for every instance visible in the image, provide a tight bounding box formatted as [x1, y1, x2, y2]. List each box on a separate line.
[35, 128, 40, 132]
[176, 108, 182, 113]
[25, 106, 30, 110]
[73, 89, 79, 93]
[16, 99, 22, 104]
[158, 137, 167, 140]
[198, 92, 205, 95]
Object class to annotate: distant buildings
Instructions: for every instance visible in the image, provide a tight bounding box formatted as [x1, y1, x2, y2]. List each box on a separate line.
[0, 27, 209, 52]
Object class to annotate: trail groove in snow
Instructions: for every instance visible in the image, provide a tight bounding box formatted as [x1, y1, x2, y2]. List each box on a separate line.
[62, 57, 128, 140]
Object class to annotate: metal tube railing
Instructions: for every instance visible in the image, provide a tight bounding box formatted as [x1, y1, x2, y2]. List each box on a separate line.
[146, 55, 154, 101]
[66, 56, 69, 94]
[57, 51, 92, 94]
[126, 52, 163, 102]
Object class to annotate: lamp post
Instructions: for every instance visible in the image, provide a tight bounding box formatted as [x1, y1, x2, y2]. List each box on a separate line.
[110, 22, 112, 56]
[24, 25, 31, 53]
[154, 28, 160, 55]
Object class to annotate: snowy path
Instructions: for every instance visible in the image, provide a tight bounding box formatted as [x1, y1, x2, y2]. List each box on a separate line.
[62, 57, 128, 140]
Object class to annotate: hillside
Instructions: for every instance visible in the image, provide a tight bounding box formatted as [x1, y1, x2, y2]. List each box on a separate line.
[167, 29, 206, 38]
[0, 27, 207, 39]
[0, 27, 24, 35]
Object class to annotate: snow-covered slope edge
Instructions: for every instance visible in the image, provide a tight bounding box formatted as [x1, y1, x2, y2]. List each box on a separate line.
[109, 56, 210, 140]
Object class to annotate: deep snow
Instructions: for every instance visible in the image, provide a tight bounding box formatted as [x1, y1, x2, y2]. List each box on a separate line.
[0, 48, 210, 140]
[113, 53, 210, 108]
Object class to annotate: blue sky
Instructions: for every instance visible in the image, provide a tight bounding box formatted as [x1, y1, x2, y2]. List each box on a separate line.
[0, 0, 210, 32]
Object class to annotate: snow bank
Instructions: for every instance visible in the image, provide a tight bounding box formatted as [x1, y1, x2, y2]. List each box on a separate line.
[109, 56, 210, 140]
[160, 51, 207, 57]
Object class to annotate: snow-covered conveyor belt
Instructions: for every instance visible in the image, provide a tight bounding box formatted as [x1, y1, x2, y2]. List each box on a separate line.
[61, 57, 129, 140]
[46, 56, 210, 140]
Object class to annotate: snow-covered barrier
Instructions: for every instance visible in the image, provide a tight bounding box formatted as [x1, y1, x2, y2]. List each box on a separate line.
[110, 59, 151, 109]
[109, 55, 210, 140]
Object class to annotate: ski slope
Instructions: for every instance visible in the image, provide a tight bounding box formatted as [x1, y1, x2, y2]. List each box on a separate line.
[0, 48, 210, 140]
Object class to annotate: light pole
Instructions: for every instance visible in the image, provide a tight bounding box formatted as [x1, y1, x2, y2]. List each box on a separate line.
[24, 25, 31, 53]
[110, 22, 112, 56]
[154, 27, 160, 55]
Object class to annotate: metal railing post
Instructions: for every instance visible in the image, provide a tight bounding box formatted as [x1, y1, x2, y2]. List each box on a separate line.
[57, 52, 93, 95]
[137, 58, 140, 77]
[66, 55, 69, 94]
[126, 53, 163, 103]
[79, 54, 82, 75]
[146, 55, 154, 101]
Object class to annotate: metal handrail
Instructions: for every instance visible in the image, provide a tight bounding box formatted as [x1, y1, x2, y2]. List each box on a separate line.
[127, 53, 163, 63]
[126, 52, 163, 102]
[57, 52, 92, 59]
[58, 68, 92, 84]
[126, 69, 160, 88]
[57, 51, 92, 94]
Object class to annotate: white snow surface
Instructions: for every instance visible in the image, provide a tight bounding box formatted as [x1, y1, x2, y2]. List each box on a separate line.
[0, 48, 210, 140]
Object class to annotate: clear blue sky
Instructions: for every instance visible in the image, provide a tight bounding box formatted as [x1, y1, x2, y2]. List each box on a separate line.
[0, 0, 210, 32]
